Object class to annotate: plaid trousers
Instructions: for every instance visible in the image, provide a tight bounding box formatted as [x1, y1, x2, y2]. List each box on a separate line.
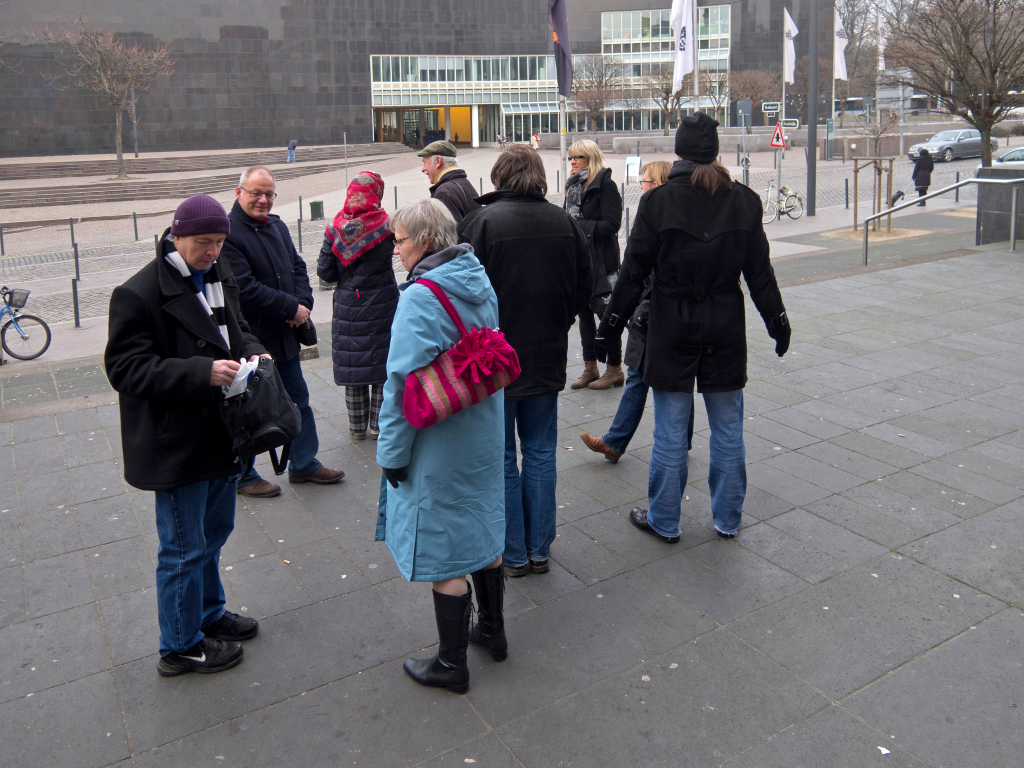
[345, 385, 384, 434]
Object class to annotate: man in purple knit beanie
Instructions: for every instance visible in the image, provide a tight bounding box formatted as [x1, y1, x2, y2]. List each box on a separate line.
[105, 194, 272, 677]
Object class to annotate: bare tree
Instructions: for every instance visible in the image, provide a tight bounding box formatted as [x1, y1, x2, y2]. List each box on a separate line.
[571, 54, 623, 132]
[835, 0, 878, 124]
[729, 69, 780, 125]
[36, 16, 174, 178]
[852, 105, 903, 155]
[700, 70, 730, 125]
[620, 87, 646, 131]
[792, 56, 834, 122]
[884, 0, 1024, 165]
[641, 62, 692, 135]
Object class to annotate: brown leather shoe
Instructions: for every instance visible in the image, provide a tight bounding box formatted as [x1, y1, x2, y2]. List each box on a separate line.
[589, 364, 625, 390]
[289, 466, 345, 484]
[570, 360, 600, 390]
[581, 431, 622, 463]
[237, 479, 281, 498]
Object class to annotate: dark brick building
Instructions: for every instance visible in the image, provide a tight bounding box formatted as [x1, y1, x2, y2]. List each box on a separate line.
[0, 0, 816, 157]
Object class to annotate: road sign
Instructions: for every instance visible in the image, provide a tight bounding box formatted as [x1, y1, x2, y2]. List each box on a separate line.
[781, 118, 800, 129]
[740, 156, 751, 169]
[762, 101, 781, 115]
[770, 122, 786, 149]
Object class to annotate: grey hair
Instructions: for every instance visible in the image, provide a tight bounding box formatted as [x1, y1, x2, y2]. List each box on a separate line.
[439, 156, 459, 169]
[239, 166, 275, 187]
[390, 198, 457, 251]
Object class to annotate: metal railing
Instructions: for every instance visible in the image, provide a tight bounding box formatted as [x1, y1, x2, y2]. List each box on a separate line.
[862, 176, 1024, 265]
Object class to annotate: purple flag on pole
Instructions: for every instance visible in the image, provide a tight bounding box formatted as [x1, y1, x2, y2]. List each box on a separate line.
[548, 0, 573, 98]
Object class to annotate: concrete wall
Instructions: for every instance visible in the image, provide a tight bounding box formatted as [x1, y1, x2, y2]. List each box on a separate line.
[975, 167, 1024, 245]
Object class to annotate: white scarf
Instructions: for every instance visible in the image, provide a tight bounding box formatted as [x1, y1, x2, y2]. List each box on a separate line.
[164, 250, 230, 348]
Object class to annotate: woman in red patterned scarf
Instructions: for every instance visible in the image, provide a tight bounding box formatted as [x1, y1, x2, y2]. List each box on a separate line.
[317, 172, 400, 440]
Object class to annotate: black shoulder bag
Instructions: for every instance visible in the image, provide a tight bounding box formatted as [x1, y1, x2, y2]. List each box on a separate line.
[217, 358, 302, 464]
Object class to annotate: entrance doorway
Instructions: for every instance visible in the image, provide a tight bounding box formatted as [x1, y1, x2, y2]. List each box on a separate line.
[449, 107, 471, 145]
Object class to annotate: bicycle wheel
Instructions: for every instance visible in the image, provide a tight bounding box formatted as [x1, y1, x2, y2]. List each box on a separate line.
[2, 314, 51, 360]
[786, 195, 804, 220]
[761, 199, 779, 225]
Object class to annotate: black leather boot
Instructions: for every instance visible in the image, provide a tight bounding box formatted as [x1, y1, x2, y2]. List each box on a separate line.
[403, 587, 472, 694]
[469, 564, 508, 662]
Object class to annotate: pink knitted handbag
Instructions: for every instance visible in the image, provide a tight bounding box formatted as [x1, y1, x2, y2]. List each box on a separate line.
[403, 278, 520, 429]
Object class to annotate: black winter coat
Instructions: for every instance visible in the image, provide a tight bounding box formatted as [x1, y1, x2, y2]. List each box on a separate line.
[622, 286, 651, 372]
[430, 168, 481, 223]
[316, 234, 399, 386]
[104, 234, 266, 491]
[912, 154, 934, 188]
[572, 166, 623, 281]
[605, 162, 787, 393]
[220, 202, 314, 362]
[458, 190, 593, 400]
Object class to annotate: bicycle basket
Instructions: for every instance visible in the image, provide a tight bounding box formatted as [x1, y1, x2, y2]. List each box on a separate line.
[7, 289, 29, 309]
[779, 185, 795, 197]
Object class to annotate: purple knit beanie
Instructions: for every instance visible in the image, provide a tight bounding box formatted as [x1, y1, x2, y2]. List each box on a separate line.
[170, 194, 231, 237]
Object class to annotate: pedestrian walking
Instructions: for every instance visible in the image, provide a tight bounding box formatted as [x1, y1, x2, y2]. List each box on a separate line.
[459, 145, 592, 577]
[912, 149, 934, 206]
[105, 195, 269, 676]
[596, 113, 790, 542]
[316, 172, 399, 440]
[286, 139, 297, 163]
[418, 140, 481, 223]
[221, 166, 345, 497]
[377, 198, 506, 694]
[564, 139, 624, 390]
[581, 161, 697, 463]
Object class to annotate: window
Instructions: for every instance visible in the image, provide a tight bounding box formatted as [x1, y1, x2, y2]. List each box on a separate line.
[482, 58, 491, 81]
[372, 57, 381, 82]
[501, 57, 510, 80]
[529, 56, 537, 80]
[510, 57, 519, 80]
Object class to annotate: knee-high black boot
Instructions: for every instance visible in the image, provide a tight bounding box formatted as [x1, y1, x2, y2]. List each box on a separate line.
[403, 587, 472, 694]
[469, 564, 507, 661]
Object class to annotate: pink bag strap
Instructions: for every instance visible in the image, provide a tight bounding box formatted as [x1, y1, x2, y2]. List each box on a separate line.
[415, 278, 468, 337]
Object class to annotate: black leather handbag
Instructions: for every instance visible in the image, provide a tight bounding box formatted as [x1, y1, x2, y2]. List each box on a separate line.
[295, 320, 318, 347]
[217, 358, 301, 460]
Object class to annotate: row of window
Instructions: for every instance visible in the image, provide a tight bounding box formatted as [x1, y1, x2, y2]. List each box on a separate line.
[601, 6, 730, 44]
[371, 55, 556, 84]
[372, 91, 559, 106]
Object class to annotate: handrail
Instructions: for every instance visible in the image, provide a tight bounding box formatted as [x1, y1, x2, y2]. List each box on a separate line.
[862, 176, 1024, 265]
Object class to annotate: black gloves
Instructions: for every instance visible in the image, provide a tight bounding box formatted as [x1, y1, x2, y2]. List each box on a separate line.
[766, 312, 791, 357]
[594, 316, 624, 364]
[382, 466, 408, 488]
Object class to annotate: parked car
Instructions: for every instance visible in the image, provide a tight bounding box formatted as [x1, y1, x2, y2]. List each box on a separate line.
[976, 146, 1024, 171]
[908, 129, 998, 162]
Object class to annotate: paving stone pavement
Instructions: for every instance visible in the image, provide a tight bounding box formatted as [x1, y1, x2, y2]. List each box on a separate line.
[2, 247, 1024, 767]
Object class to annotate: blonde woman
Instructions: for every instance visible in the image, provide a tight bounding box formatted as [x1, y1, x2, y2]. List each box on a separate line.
[564, 139, 623, 390]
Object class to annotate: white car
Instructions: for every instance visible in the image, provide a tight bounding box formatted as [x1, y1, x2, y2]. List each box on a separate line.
[981, 146, 1024, 169]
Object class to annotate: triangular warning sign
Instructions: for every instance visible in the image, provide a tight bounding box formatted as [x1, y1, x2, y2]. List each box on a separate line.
[770, 122, 786, 149]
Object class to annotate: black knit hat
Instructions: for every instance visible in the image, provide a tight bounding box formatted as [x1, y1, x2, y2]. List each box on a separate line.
[675, 112, 720, 164]
[170, 194, 231, 237]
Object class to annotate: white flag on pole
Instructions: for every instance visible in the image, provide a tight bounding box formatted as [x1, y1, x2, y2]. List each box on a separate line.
[833, 10, 848, 81]
[670, 0, 694, 95]
[783, 8, 799, 85]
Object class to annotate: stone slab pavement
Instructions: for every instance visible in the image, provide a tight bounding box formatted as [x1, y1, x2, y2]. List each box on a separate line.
[2, 243, 1024, 767]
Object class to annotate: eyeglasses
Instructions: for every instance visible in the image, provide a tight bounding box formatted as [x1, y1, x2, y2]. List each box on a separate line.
[241, 187, 278, 201]
[641, 178, 654, 186]
[394, 236, 411, 246]
[568, 155, 585, 161]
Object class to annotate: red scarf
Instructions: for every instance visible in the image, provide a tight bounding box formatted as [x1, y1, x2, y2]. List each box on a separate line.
[326, 172, 390, 267]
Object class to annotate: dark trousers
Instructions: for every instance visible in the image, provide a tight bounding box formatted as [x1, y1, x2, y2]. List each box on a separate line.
[917, 186, 928, 205]
[578, 310, 621, 365]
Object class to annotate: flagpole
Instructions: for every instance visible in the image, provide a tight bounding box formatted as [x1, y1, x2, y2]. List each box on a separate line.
[692, 0, 700, 104]
[559, 96, 567, 197]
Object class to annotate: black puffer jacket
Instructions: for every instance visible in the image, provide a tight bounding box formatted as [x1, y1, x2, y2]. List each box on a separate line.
[572, 166, 623, 279]
[912, 153, 934, 188]
[605, 161, 786, 393]
[316, 234, 399, 386]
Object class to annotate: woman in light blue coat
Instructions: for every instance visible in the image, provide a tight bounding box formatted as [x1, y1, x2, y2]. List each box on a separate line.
[376, 198, 507, 695]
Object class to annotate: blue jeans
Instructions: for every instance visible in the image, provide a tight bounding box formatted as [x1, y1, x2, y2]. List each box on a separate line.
[286, 148, 295, 163]
[603, 367, 693, 455]
[648, 389, 746, 538]
[238, 354, 321, 486]
[154, 478, 236, 655]
[504, 393, 559, 566]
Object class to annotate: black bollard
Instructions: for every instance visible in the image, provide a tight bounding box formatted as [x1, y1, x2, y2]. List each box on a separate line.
[297, 219, 303, 253]
[69, 218, 76, 249]
[955, 172, 960, 203]
[845, 178, 849, 209]
[73, 243, 81, 280]
[0, 226, 4, 256]
[72, 279, 81, 329]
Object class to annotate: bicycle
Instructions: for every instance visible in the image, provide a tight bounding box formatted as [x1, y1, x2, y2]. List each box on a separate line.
[761, 180, 805, 223]
[1, 286, 51, 361]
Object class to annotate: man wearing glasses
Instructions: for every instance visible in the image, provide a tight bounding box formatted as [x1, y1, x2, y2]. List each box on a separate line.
[221, 166, 345, 497]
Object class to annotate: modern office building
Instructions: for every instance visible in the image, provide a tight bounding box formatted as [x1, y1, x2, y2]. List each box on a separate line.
[0, 1, 819, 156]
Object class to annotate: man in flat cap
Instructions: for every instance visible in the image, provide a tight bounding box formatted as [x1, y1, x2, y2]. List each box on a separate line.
[418, 140, 481, 223]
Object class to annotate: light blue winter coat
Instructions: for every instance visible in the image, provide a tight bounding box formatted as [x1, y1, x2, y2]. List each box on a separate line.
[375, 245, 505, 582]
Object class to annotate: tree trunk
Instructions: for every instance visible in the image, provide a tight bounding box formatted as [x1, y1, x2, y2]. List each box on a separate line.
[115, 108, 126, 179]
[980, 126, 992, 167]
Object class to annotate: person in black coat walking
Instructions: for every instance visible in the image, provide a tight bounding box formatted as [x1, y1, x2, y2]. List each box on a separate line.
[418, 141, 481, 223]
[564, 139, 624, 390]
[912, 149, 934, 206]
[220, 166, 345, 498]
[317, 172, 400, 440]
[458, 145, 592, 577]
[596, 113, 790, 543]
[105, 195, 269, 677]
